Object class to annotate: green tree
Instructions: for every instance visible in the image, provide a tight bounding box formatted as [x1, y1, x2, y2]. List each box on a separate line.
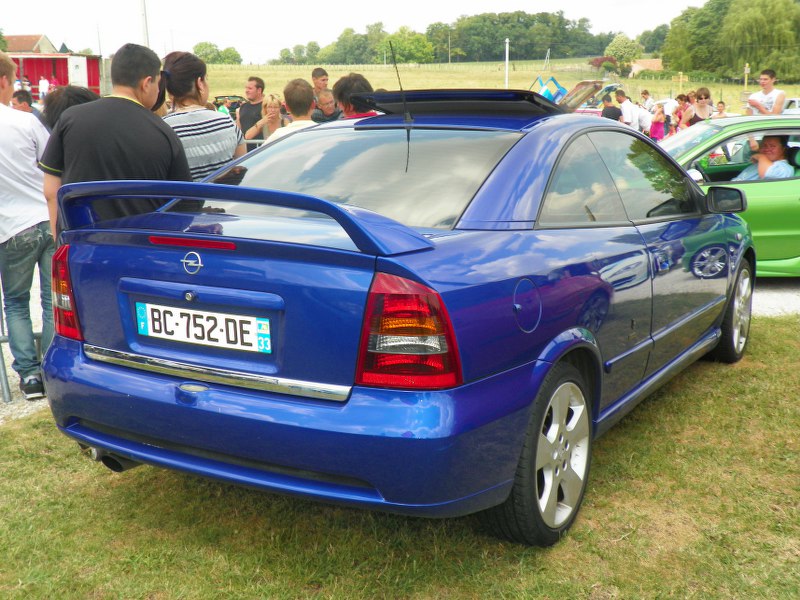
[604, 34, 642, 73]
[381, 27, 435, 64]
[638, 24, 669, 53]
[568, 18, 603, 57]
[306, 42, 320, 64]
[218, 47, 242, 65]
[454, 14, 499, 62]
[0, 29, 6, 52]
[661, 11, 694, 70]
[426, 22, 453, 62]
[316, 43, 336, 64]
[326, 28, 369, 64]
[365, 22, 387, 63]
[193, 42, 222, 64]
[277, 48, 293, 64]
[685, 0, 733, 72]
[718, 0, 800, 80]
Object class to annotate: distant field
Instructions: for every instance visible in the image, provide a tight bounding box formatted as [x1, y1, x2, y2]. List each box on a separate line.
[208, 59, 800, 114]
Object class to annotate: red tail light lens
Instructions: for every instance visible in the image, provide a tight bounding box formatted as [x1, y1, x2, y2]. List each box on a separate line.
[52, 244, 83, 341]
[356, 272, 462, 389]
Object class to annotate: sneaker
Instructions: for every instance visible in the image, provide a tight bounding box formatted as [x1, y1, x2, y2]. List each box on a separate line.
[19, 375, 45, 400]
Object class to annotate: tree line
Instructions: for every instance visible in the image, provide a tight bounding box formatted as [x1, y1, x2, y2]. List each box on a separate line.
[267, 1, 800, 82]
[271, 11, 618, 66]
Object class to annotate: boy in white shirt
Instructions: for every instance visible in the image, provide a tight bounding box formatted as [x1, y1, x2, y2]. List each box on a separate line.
[748, 70, 785, 115]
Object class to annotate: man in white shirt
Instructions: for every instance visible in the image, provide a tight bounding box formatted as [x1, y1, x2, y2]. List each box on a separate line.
[637, 103, 652, 135]
[267, 79, 317, 143]
[641, 90, 655, 113]
[748, 70, 785, 115]
[0, 52, 54, 400]
[615, 90, 636, 129]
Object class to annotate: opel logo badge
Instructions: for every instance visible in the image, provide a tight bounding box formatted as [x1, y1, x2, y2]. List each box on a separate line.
[181, 251, 203, 275]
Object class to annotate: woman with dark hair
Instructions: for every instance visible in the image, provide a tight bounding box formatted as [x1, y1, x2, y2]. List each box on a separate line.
[332, 73, 378, 119]
[161, 51, 246, 181]
[42, 85, 100, 130]
[680, 87, 714, 128]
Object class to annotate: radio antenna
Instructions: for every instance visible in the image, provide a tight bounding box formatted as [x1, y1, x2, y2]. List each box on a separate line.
[389, 42, 411, 124]
[388, 42, 412, 173]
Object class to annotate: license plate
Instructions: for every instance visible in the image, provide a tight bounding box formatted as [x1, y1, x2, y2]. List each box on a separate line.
[135, 302, 271, 353]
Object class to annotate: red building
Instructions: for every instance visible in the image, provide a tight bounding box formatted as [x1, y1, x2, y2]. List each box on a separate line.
[5, 34, 103, 100]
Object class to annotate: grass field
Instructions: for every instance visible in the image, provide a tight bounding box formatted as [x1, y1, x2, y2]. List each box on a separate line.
[207, 59, 800, 114]
[1, 315, 798, 599]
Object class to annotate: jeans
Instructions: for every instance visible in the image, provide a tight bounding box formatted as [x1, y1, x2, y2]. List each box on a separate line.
[0, 222, 55, 379]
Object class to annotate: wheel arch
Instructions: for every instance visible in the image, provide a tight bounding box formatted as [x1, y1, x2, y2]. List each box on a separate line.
[537, 328, 603, 431]
[742, 246, 756, 277]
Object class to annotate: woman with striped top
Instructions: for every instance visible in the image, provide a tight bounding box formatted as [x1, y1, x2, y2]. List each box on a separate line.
[161, 51, 246, 181]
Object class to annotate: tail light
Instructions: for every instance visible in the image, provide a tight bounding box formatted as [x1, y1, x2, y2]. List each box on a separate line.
[52, 244, 83, 341]
[356, 272, 462, 389]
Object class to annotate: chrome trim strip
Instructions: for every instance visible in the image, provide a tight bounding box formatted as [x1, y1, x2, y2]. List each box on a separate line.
[83, 344, 351, 402]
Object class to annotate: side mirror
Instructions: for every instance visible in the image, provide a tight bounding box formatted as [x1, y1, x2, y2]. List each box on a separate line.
[707, 186, 747, 213]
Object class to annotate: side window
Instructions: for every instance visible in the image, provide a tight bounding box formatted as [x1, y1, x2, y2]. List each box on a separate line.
[539, 135, 628, 226]
[695, 133, 754, 176]
[693, 131, 800, 182]
[589, 131, 697, 221]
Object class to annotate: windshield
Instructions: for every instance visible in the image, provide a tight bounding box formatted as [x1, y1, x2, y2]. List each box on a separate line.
[209, 127, 520, 229]
[660, 121, 725, 158]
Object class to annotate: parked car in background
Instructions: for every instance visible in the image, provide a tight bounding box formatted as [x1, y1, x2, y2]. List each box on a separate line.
[570, 81, 623, 116]
[213, 94, 246, 120]
[45, 90, 754, 547]
[783, 98, 800, 115]
[661, 115, 800, 276]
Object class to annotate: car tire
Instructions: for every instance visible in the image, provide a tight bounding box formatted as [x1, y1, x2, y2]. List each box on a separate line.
[480, 361, 592, 546]
[708, 259, 753, 363]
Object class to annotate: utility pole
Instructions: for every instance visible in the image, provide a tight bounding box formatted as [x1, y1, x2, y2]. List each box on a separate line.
[141, 0, 151, 48]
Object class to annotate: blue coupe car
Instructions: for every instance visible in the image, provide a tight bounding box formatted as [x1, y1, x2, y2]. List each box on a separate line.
[45, 90, 754, 546]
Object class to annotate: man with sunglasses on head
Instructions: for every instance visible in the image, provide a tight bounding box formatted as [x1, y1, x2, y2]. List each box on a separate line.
[39, 43, 191, 239]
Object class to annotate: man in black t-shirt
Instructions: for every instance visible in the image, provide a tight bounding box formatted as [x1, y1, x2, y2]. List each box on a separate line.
[40, 43, 191, 237]
[236, 76, 265, 151]
[600, 94, 623, 123]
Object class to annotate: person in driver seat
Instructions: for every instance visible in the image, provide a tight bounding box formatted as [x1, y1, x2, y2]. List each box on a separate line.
[732, 135, 795, 181]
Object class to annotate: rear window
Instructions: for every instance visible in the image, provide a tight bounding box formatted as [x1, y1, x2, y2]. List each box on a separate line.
[208, 127, 520, 229]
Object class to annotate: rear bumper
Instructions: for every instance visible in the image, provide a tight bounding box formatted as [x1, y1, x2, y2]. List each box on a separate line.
[44, 337, 547, 517]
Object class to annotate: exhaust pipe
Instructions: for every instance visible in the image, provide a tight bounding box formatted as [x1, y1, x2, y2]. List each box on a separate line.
[84, 446, 142, 472]
[100, 453, 142, 473]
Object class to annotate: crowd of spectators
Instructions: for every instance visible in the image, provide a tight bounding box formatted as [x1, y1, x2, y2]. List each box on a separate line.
[601, 69, 787, 142]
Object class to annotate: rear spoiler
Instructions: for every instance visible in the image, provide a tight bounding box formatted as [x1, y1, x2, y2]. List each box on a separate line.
[57, 180, 435, 257]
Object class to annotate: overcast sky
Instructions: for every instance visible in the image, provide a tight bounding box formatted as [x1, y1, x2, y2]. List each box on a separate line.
[3, 1, 703, 64]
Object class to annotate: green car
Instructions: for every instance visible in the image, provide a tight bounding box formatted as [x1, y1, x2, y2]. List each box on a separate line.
[661, 116, 800, 277]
